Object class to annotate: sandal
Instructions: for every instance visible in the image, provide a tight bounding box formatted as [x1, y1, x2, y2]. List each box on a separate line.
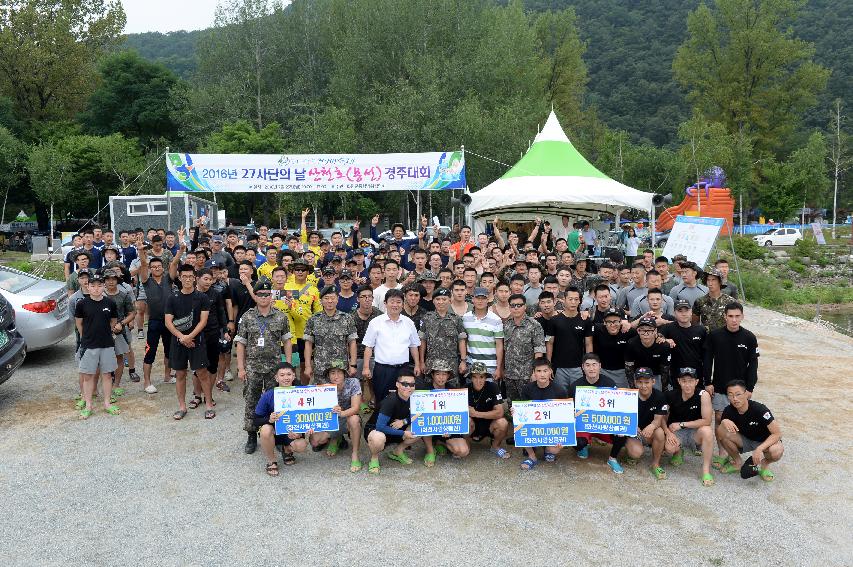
[265, 462, 279, 477]
[79, 408, 93, 420]
[368, 458, 380, 474]
[492, 447, 511, 460]
[188, 396, 203, 409]
[544, 452, 556, 463]
[719, 462, 739, 474]
[75, 399, 86, 411]
[759, 469, 775, 482]
[387, 451, 413, 465]
[712, 455, 731, 470]
[326, 439, 340, 457]
[113, 387, 125, 397]
[350, 459, 363, 473]
[282, 453, 297, 466]
[520, 458, 537, 470]
[215, 380, 230, 392]
[434, 444, 448, 457]
[650, 466, 667, 480]
[624, 457, 639, 466]
[359, 402, 371, 415]
[173, 410, 187, 420]
[204, 409, 216, 419]
[701, 472, 715, 486]
[423, 452, 436, 467]
[104, 405, 121, 416]
[669, 450, 684, 467]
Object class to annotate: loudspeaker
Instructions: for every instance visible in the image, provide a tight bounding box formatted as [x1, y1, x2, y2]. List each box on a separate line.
[451, 193, 472, 207]
[652, 193, 673, 206]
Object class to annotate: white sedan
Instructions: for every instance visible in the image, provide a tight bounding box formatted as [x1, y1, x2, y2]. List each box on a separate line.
[752, 228, 803, 247]
[0, 266, 73, 351]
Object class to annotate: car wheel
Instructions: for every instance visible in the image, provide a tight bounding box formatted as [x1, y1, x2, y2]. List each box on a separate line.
[763, 240, 772, 247]
[794, 239, 802, 245]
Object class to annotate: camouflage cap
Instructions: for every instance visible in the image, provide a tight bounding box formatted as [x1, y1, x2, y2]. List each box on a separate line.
[417, 270, 440, 282]
[469, 361, 491, 377]
[324, 360, 348, 377]
[430, 360, 454, 374]
[702, 267, 724, 283]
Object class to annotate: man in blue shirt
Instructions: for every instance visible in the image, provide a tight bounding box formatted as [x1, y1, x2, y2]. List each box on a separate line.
[370, 214, 419, 258]
[253, 362, 309, 475]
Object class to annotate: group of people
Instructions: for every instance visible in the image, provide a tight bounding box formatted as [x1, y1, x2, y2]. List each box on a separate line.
[65, 210, 783, 484]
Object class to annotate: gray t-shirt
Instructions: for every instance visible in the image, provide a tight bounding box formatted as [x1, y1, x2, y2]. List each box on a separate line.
[631, 293, 675, 317]
[668, 283, 709, 307]
[523, 283, 543, 307]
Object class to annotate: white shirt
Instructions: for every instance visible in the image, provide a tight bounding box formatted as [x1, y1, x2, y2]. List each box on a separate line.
[362, 313, 421, 364]
[372, 283, 402, 312]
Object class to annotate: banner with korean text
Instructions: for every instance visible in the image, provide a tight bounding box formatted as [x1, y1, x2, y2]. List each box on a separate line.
[410, 389, 469, 436]
[574, 387, 638, 436]
[273, 385, 339, 435]
[513, 399, 577, 447]
[166, 151, 466, 193]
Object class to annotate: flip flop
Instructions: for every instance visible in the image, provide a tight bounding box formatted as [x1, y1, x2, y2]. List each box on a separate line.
[669, 450, 684, 467]
[188, 396, 202, 409]
[759, 469, 775, 482]
[701, 472, 715, 486]
[326, 439, 340, 457]
[423, 452, 436, 467]
[79, 408, 93, 420]
[359, 403, 371, 415]
[719, 462, 739, 474]
[520, 458, 537, 470]
[387, 451, 413, 465]
[434, 444, 448, 457]
[173, 410, 187, 420]
[650, 465, 667, 480]
[265, 462, 279, 477]
[350, 459, 363, 473]
[75, 399, 86, 411]
[368, 458, 380, 474]
[113, 387, 125, 397]
[204, 409, 216, 419]
[492, 447, 511, 460]
[712, 455, 731, 470]
[104, 405, 121, 416]
[544, 452, 557, 463]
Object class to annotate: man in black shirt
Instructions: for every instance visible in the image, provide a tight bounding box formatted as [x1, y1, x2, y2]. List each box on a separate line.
[659, 299, 707, 390]
[514, 358, 569, 470]
[624, 316, 671, 390]
[567, 354, 626, 474]
[364, 373, 422, 474]
[591, 307, 636, 388]
[664, 367, 715, 486]
[545, 287, 592, 390]
[191, 268, 228, 408]
[229, 261, 257, 323]
[139, 252, 173, 394]
[717, 380, 783, 481]
[467, 362, 510, 459]
[165, 264, 212, 420]
[74, 273, 120, 419]
[625, 367, 668, 479]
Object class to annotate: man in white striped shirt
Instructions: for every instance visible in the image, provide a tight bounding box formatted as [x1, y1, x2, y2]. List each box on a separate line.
[462, 287, 504, 381]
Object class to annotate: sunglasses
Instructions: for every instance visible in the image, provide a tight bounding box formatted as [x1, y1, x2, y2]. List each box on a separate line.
[398, 381, 416, 388]
[255, 292, 272, 297]
[509, 303, 525, 308]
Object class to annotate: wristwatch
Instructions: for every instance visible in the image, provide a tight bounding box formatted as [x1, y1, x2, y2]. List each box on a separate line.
[680, 422, 686, 429]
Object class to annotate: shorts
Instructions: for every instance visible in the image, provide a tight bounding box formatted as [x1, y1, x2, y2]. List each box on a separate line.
[78, 347, 119, 375]
[739, 435, 774, 454]
[295, 338, 305, 358]
[712, 392, 730, 412]
[471, 417, 494, 439]
[274, 432, 303, 447]
[329, 413, 358, 439]
[601, 368, 629, 389]
[113, 332, 130, 356]
[632, 432, 652, 447]
[554, 367, 583, 390]
[169, 337, 209, 372]
[204, 334, 220, 374]
[362, 425, 405, 444]
[674, 428, 698, 452]
[135, 286, 147, 301]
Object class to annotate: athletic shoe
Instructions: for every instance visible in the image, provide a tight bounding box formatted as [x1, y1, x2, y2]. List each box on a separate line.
[577, 446, 589, 459]
[163, 376, 176, 384]
[144, 384, 158, 394]
[137, 330, 144, 340]
[224, 369, 234, 382]
[607, 457, 624, 474]
[129, 371, 141, 383]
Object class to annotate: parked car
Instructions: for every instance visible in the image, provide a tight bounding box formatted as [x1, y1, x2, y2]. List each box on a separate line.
[0, 265, 73, 351]
[752, 227, 803, 247]
[0, 292, 26, 386]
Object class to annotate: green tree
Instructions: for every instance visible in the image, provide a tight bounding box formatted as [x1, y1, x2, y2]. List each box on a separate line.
[673, 0, 829, 154]
[27, 141, 74, 221]
[677, 111, 735, 193]
[80, 51, 180, 146]
[0, 0, 126, 125]
[758, 131, 829, 221]
[0, 126, 26, 224]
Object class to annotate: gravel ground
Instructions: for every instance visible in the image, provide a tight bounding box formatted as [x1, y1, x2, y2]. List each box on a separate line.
[1, 304, 851, 566]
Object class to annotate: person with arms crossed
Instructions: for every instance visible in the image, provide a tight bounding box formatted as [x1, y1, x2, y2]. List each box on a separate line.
[418, 287, 467, 382]
[303, 286, 358, 384]
[502, 293, 546, 401]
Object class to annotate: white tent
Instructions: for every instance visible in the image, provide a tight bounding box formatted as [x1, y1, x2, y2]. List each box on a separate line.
[468, 112, 653, 232]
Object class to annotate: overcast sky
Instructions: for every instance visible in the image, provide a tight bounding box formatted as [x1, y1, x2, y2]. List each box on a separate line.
[121, 0, 219, 34]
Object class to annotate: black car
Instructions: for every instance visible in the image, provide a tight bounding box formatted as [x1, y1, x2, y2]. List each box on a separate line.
[0, 291, 26, 385]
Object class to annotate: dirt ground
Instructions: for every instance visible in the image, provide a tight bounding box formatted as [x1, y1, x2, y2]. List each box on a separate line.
[0, 304, 851, 566]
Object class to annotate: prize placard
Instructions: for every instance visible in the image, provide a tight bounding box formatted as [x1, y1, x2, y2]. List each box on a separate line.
[410, 389, 469, 436]
[512, 399, 576, 447]
[574, 387, 638, 436]
[273, 385, 339, 435]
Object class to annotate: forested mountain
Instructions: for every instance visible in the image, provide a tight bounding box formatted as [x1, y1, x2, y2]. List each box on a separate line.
[120, 0, 850, 148]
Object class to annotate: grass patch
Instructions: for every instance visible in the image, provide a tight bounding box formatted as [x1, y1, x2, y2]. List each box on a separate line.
[2, 258, 65, 282]
[741, 269, 853, 307]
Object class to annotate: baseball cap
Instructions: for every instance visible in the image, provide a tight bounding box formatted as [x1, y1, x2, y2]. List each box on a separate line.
[473, 287, 489, 297]
[433, 288, 451, 298]
[319, 285, 338, 298]
[338, 269, 353, 279]
[634, 367, 654, 379]
[352, 248, 365, 256]
[102, 269, 121, 280]
[702, 267, 724, 283]
[291, 259, 309, 270]
[674, 299, 691, 310]
[76, 268, 92, 278]
[469, 361, 492, 377]
[322, 266, 336, 275]
[335, 245, 346, 252]
[603, 307, 623, 319]
[254, 280, 273, 292]
[678, 367, 699, 379]
[637, 316, 657, 328]
[88, 273, 105, 283]
[212, 235, 224, 242]
[514, 255, 527, 264]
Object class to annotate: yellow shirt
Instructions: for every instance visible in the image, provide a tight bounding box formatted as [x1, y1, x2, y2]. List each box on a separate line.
[273, 280, 321, 342]
[300, 227, 322, 258]
[257, 260, 278, 281]
[285, 272, 318, 288]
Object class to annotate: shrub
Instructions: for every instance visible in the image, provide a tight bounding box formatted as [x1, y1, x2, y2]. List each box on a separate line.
[781, 279, 794, 289]
[740, 270, 785, 307]
[732, 236, 765, 260]
[787, 260, 807, 274]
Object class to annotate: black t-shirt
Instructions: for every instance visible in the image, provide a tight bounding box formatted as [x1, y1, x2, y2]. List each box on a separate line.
[566, 375, 616, 400]
[542, 313, 592, 369]
[721, 400, 774, 442]
[202, 286, 227, 334]
[666, 389, 705, 424]
[704, 326, 759, 391]
[165, 290, 211, 344]
[592, 325, 637, 370]
[74, 296, 118, 349]
[142, 274, 172, 320]
[467, 381, 503, 413]
[228, 278, 255, 322]
[659, 323, 706, 383]
[419, 297, 435, 312]
[624, 336, 671, 375]
[520, 380, 568, 401]
[637, 389, 669, 429]
[365, 392, 411, 429]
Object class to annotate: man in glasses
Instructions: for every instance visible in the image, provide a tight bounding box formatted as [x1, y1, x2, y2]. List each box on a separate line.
[363, 372, 422, 474]
[624, 316, 671, 390]
[503, 293, 546, 402]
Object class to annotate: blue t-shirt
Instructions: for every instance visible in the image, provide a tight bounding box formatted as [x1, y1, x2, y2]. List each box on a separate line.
[121, 245, 138, 268]
[337, 293, 358, 313]
[255, 388, 276, 420]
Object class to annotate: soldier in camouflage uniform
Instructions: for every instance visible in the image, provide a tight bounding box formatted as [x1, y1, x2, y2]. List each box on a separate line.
[235, 280, 293, 454]
[503, 292, 547, 402]
[418, 287, 468, 382]
[303, 285, 358, 384]
[692, 268, 734, 332]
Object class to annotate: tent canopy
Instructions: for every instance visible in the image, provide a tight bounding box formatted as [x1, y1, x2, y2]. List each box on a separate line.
[468, 112, 653, 221]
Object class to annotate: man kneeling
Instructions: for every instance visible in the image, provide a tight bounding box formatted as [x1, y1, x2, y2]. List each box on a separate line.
[716, 380, 783, 481]
[664, 367, 715, 486]
[364, 372, 422, 474]
[309, 360, 364, 473]
[513, 358, 569, 470]
[421, 362, 470, 466]
[624, 367, 668, 479]
[254, 363, 308, 476]
[467, 362, 511, 460]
